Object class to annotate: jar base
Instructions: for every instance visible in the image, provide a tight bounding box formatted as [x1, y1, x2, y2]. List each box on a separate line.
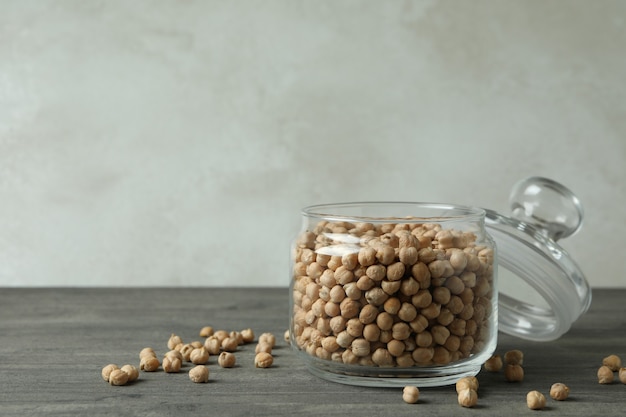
[304, 361, 482, 388]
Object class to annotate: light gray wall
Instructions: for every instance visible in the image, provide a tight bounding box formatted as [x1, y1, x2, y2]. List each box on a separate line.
[1, 1, 624, 287]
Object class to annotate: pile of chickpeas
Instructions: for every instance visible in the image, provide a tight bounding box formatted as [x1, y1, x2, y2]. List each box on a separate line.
[291, 220, 495, 368]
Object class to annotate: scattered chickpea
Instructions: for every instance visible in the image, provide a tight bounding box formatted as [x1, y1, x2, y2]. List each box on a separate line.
[218, 352, 236, 368]
[101, 364, 119, 382]
[597, 365, 614, 384]
[179, 344, 195, 362]
[457, 388, 478, 408]
[619, 368, 626, 384]
[190, 340, 203, 349]
[120, 364, 139, 382]
[402, 386, 420, 404]
[140, 356, 160, 372]
[258, 333, 276, 348]
[221, 337, 239, 352]
[241, 328, 255, 344]
[188, 365, 209, 383]
[199, 326, 214, 338]
[190, 347, 209, 365]
[284, 329, 290, 343]
[504, 349, 523, 366]
[162, 355, 182, 373]
[483, 354, 503, 372]
[108, 369, 129, 386]
[139, 348, 156, 359]
[204, 337, 221, 355]
[455, 376, 479, 393]
[255, 352, 274, 368]
[255, 342, 272, 354]
[165, 349, 183, 362]
[526, 390, 546, 410]
[167, 333, 183, 350]
[549, 383, 570, 401]
[602, 354, 622, 372]
[504, 364, 524, 382]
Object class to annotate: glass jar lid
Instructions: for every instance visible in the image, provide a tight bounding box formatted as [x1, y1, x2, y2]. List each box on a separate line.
[486, 177, 592, 342]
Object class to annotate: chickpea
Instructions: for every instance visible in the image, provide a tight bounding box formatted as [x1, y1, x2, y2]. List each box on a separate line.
[120, 364, 139, 382]
[258, 333, 276, 348]
[284, 329, 290, 343]
[241, 328, 255, 344]
[402, 386, 420, 404]
[597, 365, 614, 384]
[139, 348, 156, 359]
[483, 354, 503, 372]
[457, 388, 478, 408]
[179, 344, 194, 362]
[526, 390, 546, 410]
[204, 337, 221, 355]
[455, 376, 479, 393]
[504, 349, 524, 366]
[549, 383, 570, 401]
[218, 352, 236, 368]
[188, 365, 209, 383]
[163, 355, 182, 373]
[167, 333, 183, 350]
[602, 354, 622, 371]
[221, 337, 239, 352]
[199, 326, 214, 338]
[255, 352, 274, 368]
[504, 364, 524, 382]
[351, 338, 371, 357]
[619, 368, 626, 384]
[190, 347, 209, 364]
[108, 369, 129, 386]
[101, 364, 119, 382]
[140, 356, 160, 372]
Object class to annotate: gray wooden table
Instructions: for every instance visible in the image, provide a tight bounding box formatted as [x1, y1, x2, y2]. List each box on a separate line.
[1, 288, 624, 416]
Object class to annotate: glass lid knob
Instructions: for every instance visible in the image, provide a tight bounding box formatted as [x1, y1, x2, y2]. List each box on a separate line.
[509, 176, 584, 241]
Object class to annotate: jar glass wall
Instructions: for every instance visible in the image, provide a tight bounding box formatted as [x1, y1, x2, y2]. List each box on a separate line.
[289, 202, 498, 387]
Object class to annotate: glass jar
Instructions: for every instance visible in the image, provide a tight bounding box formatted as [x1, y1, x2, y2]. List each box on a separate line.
[289, 177, 592, 387]
[289, 202, 498, 387]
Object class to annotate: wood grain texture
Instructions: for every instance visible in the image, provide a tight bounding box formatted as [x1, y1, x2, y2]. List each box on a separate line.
[0, 288, 624, 416]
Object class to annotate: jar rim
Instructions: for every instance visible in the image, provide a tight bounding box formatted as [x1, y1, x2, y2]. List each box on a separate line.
[301, 201, 486, 224]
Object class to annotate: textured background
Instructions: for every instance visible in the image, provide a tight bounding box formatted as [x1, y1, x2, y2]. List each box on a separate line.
[1, 0, 624, 287]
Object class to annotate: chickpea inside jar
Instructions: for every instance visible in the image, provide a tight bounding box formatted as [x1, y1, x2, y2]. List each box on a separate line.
[289, 202, 498, 387]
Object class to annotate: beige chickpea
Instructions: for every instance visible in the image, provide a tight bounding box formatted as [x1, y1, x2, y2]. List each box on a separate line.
[457, 388, 478, 408]
[549, 383, 570, 401]
[101, 364, 119, 382]
[602, 354, 622, 371]
[140, 356, 160, 372]
[284, 329, 290, 343]
[371, 348, 394, 366]
[199, 326, 214, 338]
[526, 390, 546, 410]
[619, 368, 626, 384]
[167, 333, 183, 350]
[204, 337, 222, 355]
[402, 386, 420, 404]
[504, 349, 524, 366]
[190, 347, 209, 364]
[162, 355, 182, 373]
[165, 349, 183, 362]
[221, 337, 239, 352]
[189, 365, 209, 383]
[108, 369, 129, 386]
[139, 348, 156, 359]
[351, 338, 371, 357]
[358, 247, 377, 267]
[213, 330, 229, 343]
[255, 352, 274, 368]
[120, 364, 139, 382]
[179, 344, 195, 362]
[218, 352, 236, 368]
[504, 364, 524, 382]
[483, 354, 503, 372]
[240, 328, 255, 343]
[456, 376, 479, 393]
[597, 365, 614, 384]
